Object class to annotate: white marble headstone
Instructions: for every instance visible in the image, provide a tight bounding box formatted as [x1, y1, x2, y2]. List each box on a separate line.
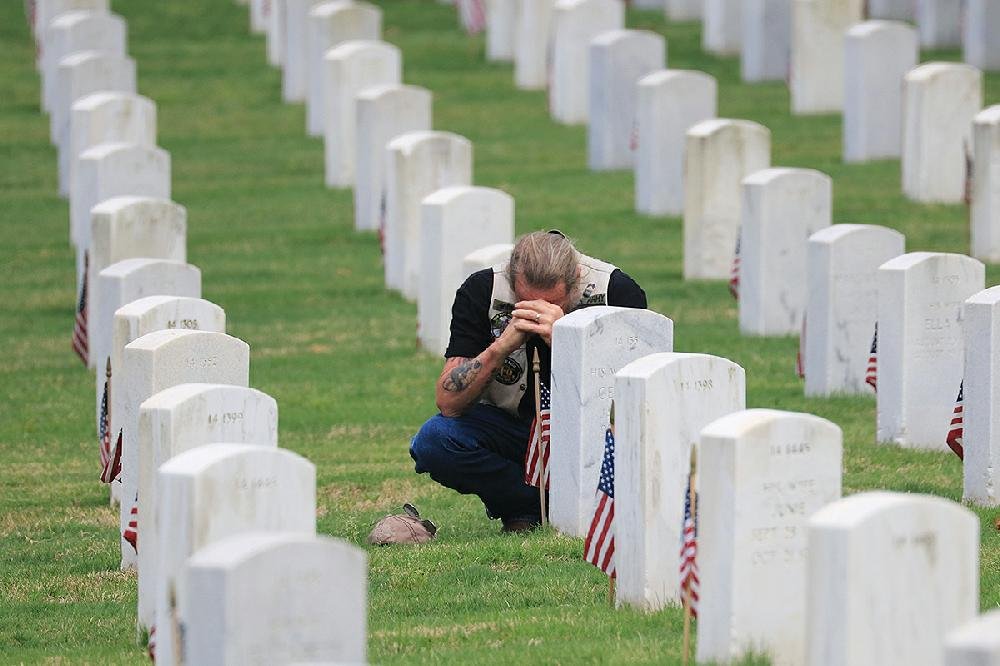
[739, 167, 832, 336]
[32, 0, 107, 41]
[682, 118, 771, 280]
[902, 62, 982, 204]
[843, 21, 918, 163]
[789, 0, 863, 114]
[513, 0, 555, 90]
[486, 0, 516, 62]
[963, 0, 1000, 72]
[634, 69, 717, 217]
[877, 252, 985, 449]
[322, 40, 401, 188]
[806, 492, 980, 666]
[250, 0, 268, 33]
[354, 84, 432, 232]
[41, 11, 125, 113]
[281, 0, 323, 103]
[155, 444, 316, 666]
[462, 243, 514, 278]
[549, 306, 674, 537]
[51, 51, 135, 149]
[703, 0, 741, 55]
[971, 106, 1000, 263]
[614, 353, 746, 611]
[136, 384, 278, 629]
[741, 0, 790, 83]
[804, 224, 905, 397]
[383, 131, 473, 301]
[266, 0, 285, 67]
[962, 286, 1000, 507]
[945, 610, 1000, 665]
[588, 29, 666, 171]
[915, 0, 961, 48]
[697, 409, 843, 666]
[549, 0, 624, 126]
[181, 532, 366, 665]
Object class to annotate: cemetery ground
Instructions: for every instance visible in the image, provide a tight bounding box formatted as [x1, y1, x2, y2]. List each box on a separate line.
[2, 1, 1000, 663]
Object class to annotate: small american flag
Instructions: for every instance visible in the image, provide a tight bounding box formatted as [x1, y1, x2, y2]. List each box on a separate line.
[524, 379, 551, 489]
[98, 365, 111, 470]
[728, 233, 740, 300]
[584, 427, 616, 578]
[123, 494, 138, 552]
[865, 323, 878, 392]
[72, 253, 89, 365]
[100, 430, 122, 484]
[946, 381, 964, 460]
[458, 0, 487, 35]
[679, 475, 699, 617]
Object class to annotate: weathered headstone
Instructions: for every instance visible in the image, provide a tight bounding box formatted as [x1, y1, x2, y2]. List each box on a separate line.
[741, 0, 790, 82]
[877, 252, 985, 449]
[281, 0, 323, 103]
[614, 353, 746, 610]
[323, 40, 401, 188]
[180, 532, 366, 665]
[804, 224, 905, 397]
[136, 384, 277, 629]
[902, 63, 982, 203]
[64, 91, 156, 198]
[962, 286, 1000, 507]
[41, 10, 125, 113]
[963, 0, 1000, 71]
[383, 131, 473, 301]
[915, 0, 961, 48]
[32, 0, 107, 42]
[354, 84, 432, 232]
[550, 0, 624, 125]
[155, 444, 316, 666]
[945, 610, 1000, 665]
[703, 0, 741, 55]
[843, 21, 918, 163]
[306, 0, 382, 137]
[971, 106, 1000, 263]
[418, 186, 515, 357]
[266, 0, 285, 67]
[634, 69, 717, 216]
[588, 29, 666, 171]
[868, 0, 913, 19]
[486, 0, 516, 62]
[667, 0, 700, 20]
[739, 168, 832, 336]
[51, 51, 135, 149]
[462, 243, 514, 277]
[550, 306, 674, 537]
[513, 0, 555, 90]
[806, 492, 980, 666]
[697, 409, 842, 666]
[790, 0, 863, 114]
[683, 118, 771, 280]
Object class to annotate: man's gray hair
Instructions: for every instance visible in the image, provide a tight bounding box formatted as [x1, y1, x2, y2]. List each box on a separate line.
[507, 231, 580, 293]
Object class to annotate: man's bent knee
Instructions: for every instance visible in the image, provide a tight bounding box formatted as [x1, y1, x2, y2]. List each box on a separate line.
[409, 414, 456, 476]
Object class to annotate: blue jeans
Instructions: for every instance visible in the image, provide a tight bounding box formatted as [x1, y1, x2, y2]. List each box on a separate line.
[410, 403, 540, 523]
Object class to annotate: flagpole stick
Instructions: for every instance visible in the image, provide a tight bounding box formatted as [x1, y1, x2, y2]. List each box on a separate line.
[682, 446, 698, 666]
[608, 577, 615, 608]
[532, 348, 546, 527]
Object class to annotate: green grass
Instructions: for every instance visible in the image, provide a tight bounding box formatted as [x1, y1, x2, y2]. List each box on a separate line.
[1, 1, 998, 663]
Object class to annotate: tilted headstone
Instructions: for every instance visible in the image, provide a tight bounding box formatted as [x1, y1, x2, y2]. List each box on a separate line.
[181, 533, 366, 665]
[64, 91, 156, 198]
[486, 0, 516, 62]
[703, 0, 741, 55]
[136, 384, 277, 629]
[963, 0, 1000, 71]
[306, 0, 382, 137]
[804, 224, 905, 397]
[877, 252, 985, 449]
[741, 0, 790, 82]
[51, 51, 135, 149]
[155, 444, 316, 666]
[266, 0, 285, 67]
[868, 0, 913, 19]
[354, 84, 432, 232]
[588, 29, 666, 171]
[945, 610, 1000, 665]
[383, 131, 473, 301]
[513, 0, 555, 90]
[962, 286, 1000, 507]
[697, 409, 843, 666]
[683, 118, 771, 280]
[806, 492, 980, 666]
[614, 353, 746, 610]
[281, 0, 324, 102]
[903, 63, 982, 204]
[549, 0, 624, 125]
[790, 0, 863, 114]
[667, 0, 701, 20]
[323, 40, 401, 188]
[634, 70, 717, 217]
[462, 243, 514, 278]
[418, 186, 515, 357]
[41, 10, 125, 113]
[739, 167, 832, 336]
[32, 0, 107, 41]
[843, 21, 918, 163]
[971, 106, 1000, 263]
[550, 307, 674, 537]
[915, 0, 961, 48]
[118, 330, 250, 568]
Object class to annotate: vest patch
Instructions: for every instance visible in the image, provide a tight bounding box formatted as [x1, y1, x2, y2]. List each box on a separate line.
[495, 356, 524, 386]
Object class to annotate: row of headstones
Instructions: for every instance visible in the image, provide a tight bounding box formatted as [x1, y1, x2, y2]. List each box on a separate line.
[26, 3, 370, 663]
[537, 305, 996, 664]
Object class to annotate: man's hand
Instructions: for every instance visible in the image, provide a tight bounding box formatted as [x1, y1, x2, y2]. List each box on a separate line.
[511, 299, 565, 346]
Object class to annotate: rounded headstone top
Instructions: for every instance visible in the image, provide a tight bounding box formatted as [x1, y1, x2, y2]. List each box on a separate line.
[741, 166, 831, 187]
[186, 532, 361, 570]
[387, 129, 469, 153]
[123, 328, 245, 354]
[99, 257, 193, 279]
[114, 294, 217, 320]
[966, 284, 1000, 306]
[974, 104, 1000, 124]
[49, 9, 99, 29]
[356, 82, 428, 103]
[945, 610, 1000, 653]
[845, 19, 916, 39]
[590, 28, 663, 49]
[904, 61, 982, 83]
[91, 195, 182, 217]
[700, 408, 839, 440]
[687, 117, 770, 139]
[808, 491, 977, 531]
[638, 68, 716, 89]
[78, 140, 166, 162]
[422, 185, 512, 208]
[71, 90, 151, 112]
[158, 443, 309, 478]
[808, 223, 905, 246]
[324, 38, 397, 61]
[140, 383, 273, 412]
[617, 351, 744, 382]
[877, 251, 984, 273]
[555, 305, 669, 332]
[58, 49, 106, 68]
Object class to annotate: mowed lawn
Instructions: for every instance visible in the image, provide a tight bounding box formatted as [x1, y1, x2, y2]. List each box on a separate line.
[1, 1, 998, 663]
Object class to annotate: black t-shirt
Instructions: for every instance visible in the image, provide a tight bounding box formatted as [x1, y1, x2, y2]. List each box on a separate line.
[445, 267, 648, 421]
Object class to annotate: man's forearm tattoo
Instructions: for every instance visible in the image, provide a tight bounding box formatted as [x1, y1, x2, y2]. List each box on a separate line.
[442, 358, 484, 392]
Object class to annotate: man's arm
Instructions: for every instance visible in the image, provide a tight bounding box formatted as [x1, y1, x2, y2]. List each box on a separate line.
[436, 325, 525, 417]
